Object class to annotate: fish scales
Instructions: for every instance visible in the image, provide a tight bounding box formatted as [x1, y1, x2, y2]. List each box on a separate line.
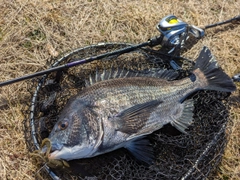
[41, 47, 236, 164]
[82, 77, 193, 106]
[79, 77, 192, 136]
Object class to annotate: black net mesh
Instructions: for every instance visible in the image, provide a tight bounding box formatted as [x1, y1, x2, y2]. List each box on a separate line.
[23, 43, 231, 180]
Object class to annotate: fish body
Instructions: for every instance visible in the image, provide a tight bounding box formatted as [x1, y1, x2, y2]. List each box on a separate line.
[43, 47, 236, 164]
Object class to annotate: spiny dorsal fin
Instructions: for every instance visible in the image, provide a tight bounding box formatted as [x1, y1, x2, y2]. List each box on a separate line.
[95, 68, 100, 83]
[85, 68, 179, 86]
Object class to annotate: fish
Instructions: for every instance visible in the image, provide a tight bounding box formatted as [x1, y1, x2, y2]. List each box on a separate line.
[41, 46, 236, 164]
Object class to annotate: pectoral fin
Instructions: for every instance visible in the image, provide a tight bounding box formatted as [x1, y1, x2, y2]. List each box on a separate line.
[111, 100, 162, 133]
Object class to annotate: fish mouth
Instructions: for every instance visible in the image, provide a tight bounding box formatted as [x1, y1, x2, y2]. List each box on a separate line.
[40, 139, 98, 161]
[48, 150, 61, 160]
[41, 143, 63, 160]
[44, 145, 97, 161]
[46, 146, 71, 160]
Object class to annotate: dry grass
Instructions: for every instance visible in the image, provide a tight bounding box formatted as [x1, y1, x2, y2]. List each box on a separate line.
[0, 0, 239, 179]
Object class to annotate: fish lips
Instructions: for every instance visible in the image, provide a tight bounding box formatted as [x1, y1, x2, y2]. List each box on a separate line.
[41, 143, 64, 159]
[42, 144, 97, 161]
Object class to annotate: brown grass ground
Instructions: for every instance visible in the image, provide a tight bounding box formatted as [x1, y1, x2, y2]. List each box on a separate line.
[0, 0, 239, 179]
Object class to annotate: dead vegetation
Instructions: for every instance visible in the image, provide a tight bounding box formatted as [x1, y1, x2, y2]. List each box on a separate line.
[0, 0, 239, 179]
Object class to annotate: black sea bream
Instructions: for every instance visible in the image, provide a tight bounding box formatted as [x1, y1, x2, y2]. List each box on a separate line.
[42, 47, 236, 164]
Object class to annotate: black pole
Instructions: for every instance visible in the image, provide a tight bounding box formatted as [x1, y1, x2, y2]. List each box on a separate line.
[0, 64, 67, 87]
[204, 15, 240, 29]
[0, 41, 152, 87]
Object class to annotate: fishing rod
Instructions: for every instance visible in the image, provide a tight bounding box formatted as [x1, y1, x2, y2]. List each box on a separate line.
[0, 15, 239, 87]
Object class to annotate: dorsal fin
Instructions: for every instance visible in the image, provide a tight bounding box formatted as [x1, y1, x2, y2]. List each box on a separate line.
[85, 68, 179, 87]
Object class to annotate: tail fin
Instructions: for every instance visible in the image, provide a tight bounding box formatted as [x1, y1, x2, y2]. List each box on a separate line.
[193, 46, 236, 92]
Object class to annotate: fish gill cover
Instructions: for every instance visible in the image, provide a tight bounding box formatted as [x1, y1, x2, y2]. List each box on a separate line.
[23, 43, 232, 180]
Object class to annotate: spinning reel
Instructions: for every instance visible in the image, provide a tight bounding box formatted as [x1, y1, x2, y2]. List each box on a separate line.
[157, 15, 204, 54]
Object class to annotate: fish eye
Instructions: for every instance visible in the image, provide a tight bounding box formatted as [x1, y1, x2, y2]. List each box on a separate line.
[58, 120, 69, 130]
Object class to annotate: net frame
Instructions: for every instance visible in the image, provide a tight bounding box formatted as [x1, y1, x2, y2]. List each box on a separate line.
[23, 42, 231, 180]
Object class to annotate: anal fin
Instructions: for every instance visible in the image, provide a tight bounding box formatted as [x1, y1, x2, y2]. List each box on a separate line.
[171, 99, 194, 134]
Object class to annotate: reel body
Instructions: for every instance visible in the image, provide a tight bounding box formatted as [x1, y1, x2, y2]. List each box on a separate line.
[157, 15, 204, 54]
